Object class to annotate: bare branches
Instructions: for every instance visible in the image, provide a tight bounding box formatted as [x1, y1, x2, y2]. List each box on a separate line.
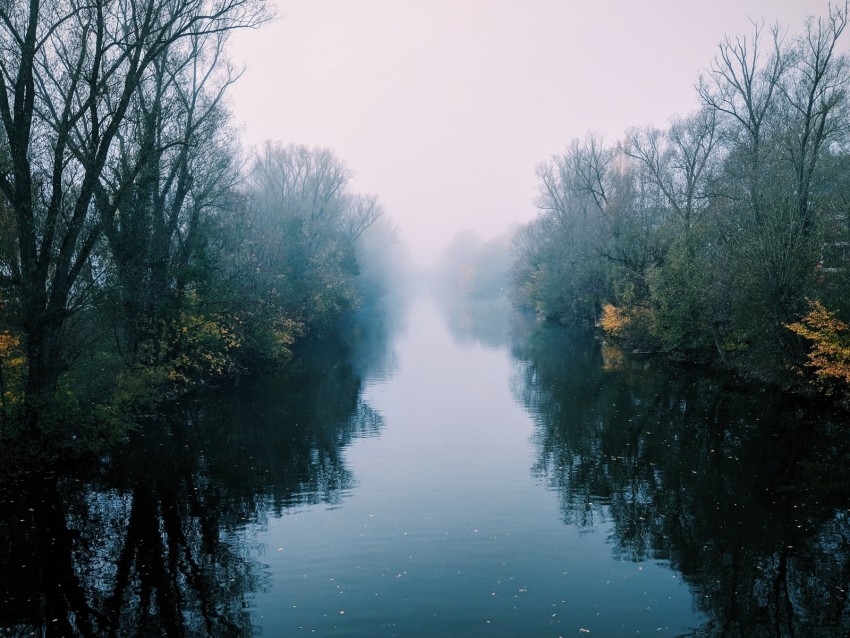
[0, 0, 267, 397]
[341, 193, 384, 244]
[566, 134, 615, 213]
[698, 19, 789, 139]
[625, 108, 718, 232]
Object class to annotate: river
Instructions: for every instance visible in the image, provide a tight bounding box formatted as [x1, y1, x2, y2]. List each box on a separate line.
[1, 293, 849, 636]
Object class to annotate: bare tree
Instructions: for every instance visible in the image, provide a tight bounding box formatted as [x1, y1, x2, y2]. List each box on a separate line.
[340, 193, 384, 245]
[781, 2, 850, 235]
[625, 107, 718, 235]
[564, 133, 616, 214]
[100, 26, 244, 360]
[0, 0, 267, 419]
[697, 19, 790, 222]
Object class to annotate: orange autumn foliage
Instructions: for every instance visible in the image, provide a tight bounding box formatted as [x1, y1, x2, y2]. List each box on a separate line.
[787, 299, 850, 390]
[598, 303, 631, 337]
[0, 332, 19, 357]
[0, 330, 24, 413]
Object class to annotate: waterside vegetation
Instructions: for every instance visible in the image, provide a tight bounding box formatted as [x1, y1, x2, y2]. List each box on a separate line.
[0, 0, 402, 470]
[511, 4, 850, 402]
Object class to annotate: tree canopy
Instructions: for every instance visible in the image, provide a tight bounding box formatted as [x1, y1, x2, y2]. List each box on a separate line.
[512, 4, 850, 393]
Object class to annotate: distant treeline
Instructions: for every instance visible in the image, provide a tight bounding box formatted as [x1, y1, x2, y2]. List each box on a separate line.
[0, 0, 401, 463]
[511, 4, 850, 399]
[435, 230, 514, 299]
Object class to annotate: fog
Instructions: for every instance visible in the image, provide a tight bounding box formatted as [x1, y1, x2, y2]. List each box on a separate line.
[229, 0, 839, 265]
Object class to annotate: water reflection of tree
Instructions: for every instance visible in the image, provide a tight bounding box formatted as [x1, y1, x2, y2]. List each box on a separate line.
[190, 336, 386, 513]
[0, 325, 389, 636]
[512, 324, 850, 637]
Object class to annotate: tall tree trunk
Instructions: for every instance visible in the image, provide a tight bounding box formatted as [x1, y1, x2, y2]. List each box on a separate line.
[23, 310, 64, 427]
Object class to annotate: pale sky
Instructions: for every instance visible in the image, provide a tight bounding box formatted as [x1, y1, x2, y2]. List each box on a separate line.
[228, 0, 841, 265]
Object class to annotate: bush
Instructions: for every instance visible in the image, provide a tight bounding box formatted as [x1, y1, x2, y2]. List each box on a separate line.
[787, 299, 850, 395]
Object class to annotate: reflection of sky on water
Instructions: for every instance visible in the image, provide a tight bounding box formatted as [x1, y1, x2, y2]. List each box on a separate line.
[251, 295, 701, 636]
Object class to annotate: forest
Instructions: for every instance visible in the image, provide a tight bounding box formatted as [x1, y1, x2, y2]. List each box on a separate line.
[511, 4, 850, 399]
[0, 0, 402, 469]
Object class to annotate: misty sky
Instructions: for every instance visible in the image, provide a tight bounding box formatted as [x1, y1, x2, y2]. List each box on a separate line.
[228, 0, 841, 265]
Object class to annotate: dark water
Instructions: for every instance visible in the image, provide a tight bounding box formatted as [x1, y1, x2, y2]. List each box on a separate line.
[2, 294, 850, 637]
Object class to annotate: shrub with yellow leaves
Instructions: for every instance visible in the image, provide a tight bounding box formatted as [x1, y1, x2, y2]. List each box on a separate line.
[165, 311, 242, 384]
[598, 303, 631, 337]
[0, 330, 24, 417]
[787, 299, 850, 394]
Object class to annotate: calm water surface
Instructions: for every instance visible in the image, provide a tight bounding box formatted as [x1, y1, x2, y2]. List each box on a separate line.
[2, 293, 849, 636]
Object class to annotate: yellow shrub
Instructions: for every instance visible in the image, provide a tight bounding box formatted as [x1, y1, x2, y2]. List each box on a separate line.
[166, 312, 243, 382]
[0, 330, 24, 413]
[787, 299, 850, 391]
[598, 303, 631, 337]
